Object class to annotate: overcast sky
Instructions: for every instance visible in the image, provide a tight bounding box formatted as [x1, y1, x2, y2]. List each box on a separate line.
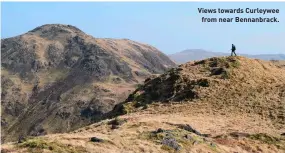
[2, 2, 285, 55]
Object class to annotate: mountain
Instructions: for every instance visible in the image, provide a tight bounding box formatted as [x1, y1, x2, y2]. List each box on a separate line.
[3, 56, 285, 153]
[169, 49, 285, 64]
[168, 49, 226, 64]
[1, 24, 176, 143]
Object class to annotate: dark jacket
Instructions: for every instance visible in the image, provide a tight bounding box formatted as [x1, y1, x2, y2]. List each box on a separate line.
[232, 45, 236, 51]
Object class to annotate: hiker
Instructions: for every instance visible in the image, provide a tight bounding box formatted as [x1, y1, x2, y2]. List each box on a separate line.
[231, 44, 237, 56]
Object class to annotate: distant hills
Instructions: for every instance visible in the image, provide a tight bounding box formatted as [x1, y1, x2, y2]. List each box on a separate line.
[169, 49, 285, 64]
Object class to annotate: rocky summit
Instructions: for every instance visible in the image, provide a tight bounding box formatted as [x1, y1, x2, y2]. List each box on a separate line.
[2, 56, 285, 153]
[1, 24, 176, 143]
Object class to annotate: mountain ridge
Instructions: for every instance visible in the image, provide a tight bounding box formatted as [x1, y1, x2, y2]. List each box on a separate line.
[169, 49, 285, 64]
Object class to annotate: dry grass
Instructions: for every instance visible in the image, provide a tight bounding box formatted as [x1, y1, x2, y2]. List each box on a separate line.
[2, 57, 285, 153]
[3, 103, 284, 152]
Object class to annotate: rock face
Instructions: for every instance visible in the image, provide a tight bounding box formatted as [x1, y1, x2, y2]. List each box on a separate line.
[1, 24, 176, 142]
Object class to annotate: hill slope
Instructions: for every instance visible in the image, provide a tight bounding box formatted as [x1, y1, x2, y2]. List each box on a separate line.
[2, 56, 285, 153]
[118, 56, 285, 128]
[169, 49, 285, 64]
[1, 24, 176, 143]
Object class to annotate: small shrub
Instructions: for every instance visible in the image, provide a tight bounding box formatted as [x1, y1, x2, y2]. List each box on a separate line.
[108, 117, 127, 129]
[136, 84, 143, 89]
[122, 102, 137, 114]
[221, 70, 230, 79]
[133, 92, 143, 101]
[197, 79, 209, 87]
[231, 60, 240, 68]
[194, 60, 206, 65]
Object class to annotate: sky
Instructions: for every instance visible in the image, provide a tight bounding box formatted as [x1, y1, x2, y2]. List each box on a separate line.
[1, 2, 285, 55]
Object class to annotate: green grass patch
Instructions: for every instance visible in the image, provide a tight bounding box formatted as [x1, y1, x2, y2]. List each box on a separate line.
[139, 128, 215, 152]
[18, 137, 87, 153]
[121, 101, 138, 114]
[135, 83, 144, 89]
[248, 133, 285, 150]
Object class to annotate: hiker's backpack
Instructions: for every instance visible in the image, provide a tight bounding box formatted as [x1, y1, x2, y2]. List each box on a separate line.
[232, 45, 236, 51]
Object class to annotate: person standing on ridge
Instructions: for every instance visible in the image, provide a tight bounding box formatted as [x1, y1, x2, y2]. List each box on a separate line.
[231, 44, 237, 56]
